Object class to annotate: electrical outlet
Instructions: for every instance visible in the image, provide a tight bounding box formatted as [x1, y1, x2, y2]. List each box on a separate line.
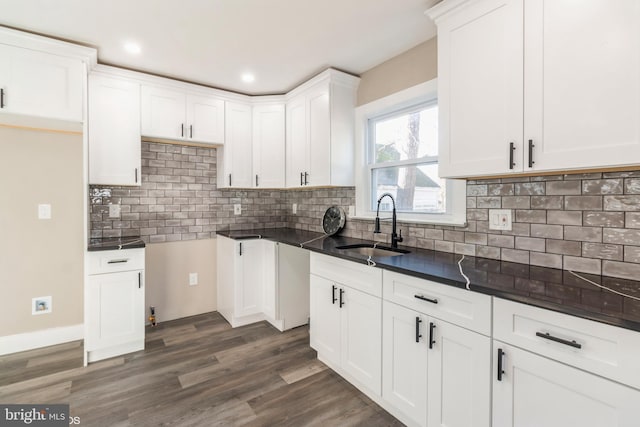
[292, 203, 297, 214]
[38, 204, 51, 219]
[234, 204, 242, 215]
[109, 204, 121, 218]
[489, 209, 513, 231]
[189, 273, 198, 286]
[348, 205, 355, 217]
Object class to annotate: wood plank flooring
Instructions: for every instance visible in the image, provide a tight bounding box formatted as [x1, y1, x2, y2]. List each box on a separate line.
[0, 312, 403, 426]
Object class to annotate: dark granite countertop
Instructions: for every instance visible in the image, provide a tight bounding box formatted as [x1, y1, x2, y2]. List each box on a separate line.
[218, 228, 640, 332]
[88, 237, 146, 251]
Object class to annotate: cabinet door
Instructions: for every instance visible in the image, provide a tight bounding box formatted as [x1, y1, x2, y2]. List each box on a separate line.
[0, 44, 83, 122]
[86, 270, 144, 350]
[286, 96, 307, 188]
[307, 84, 331, 186]
[253, 103, 285, 188]
[524, 0, 640, 171]
[186, 93, 224, 144]
[224, 101, 253, 188]
[341, 285, 382, 394]
[428, 319, 491, 427]
[310, 274, 341, 366]
[141, 85, 186, 140]
[437, 0, 524, 178]
[88, 74, 141, 186]
[235, 240, 263, 317]
[382, 301, 428, 427]
[493, 343, 640, 427]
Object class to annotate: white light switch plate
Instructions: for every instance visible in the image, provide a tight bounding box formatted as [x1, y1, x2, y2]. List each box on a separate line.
[348, 205, 355, 217]
[109, 204, 121, 218]
[189, 273, 198, 286]
[292, 203, 297, 214]
[38, 204, 51, 219]
[234, 204, 242, 215]
[489, 209, 512, 231]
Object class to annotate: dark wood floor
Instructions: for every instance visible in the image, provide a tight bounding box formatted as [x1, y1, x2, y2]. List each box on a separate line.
[0, 313, 402, 426]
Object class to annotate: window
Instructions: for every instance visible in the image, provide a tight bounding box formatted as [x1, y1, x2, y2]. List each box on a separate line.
[369, 102, 444, 213]
[355, 80, 466, 225]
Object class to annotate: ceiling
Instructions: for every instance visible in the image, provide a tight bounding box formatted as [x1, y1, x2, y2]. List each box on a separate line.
[0, 0, 439, 95]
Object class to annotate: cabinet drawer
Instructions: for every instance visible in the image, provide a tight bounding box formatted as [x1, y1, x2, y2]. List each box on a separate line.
[310, 253, 382, 297]
[383, 270, 491, 335]
[88, 248, 145, 274]
[494, 298, 640, 390]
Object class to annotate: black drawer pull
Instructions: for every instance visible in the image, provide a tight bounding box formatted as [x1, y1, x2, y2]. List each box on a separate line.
[536, 332, 582, 349]
[414, 294, 438, 304]
[332, 285, 337, 304]
[415, 317, 422, 343]
[107, 259, 129, 264]
[497, 348, 505, 381]
[429, 322, 436, 349]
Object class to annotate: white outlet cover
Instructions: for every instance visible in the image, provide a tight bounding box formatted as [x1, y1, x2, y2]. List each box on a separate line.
[292, 203, 297, 214]
[109, 204, 121, 218]
[489, 209, 513, 231]
[189, 273, 198, 286]
[38, 204, 51, 219]
[348, 205, 355, 217]
[234, 204, 242, 215]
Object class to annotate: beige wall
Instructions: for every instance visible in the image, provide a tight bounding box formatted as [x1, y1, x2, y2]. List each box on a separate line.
[0, 126, 84, 336]
[357, 38, 437, 106]
[145, 238, 216, 323]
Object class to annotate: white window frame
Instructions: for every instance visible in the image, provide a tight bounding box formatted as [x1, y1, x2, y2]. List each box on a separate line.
[354, 79, 467, 225]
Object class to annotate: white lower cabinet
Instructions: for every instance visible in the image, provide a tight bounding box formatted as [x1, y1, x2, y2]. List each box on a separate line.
[309, 269, 382, 395]
[493, 343, 639, 427]
[85, 248, 145, 364]
[382, 300, 490, 427]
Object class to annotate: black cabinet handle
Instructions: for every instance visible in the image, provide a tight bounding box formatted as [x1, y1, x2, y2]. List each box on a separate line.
[190, 124, 193, 138]
[332, 285, 337, 304]
[415, 317, 422, 343]
[181, 123, 184, 137]
[0, 88, 4, 108]
[414, 294, 438, 304]
[135, 168, 138, 183]
[138, 272, 142, 289]
[304, 172, 309, 186]
[497, 348, 505, 381]
[509, 142, 515, 169]
[239, 242, 242, 256]
[339, 288, 345, 308]
[300, 172, 304, 186]
[536, 332, 582, 349]
[255, 174, 259, 187]
[107, 259, 129, 264]
[528, 139, 535, 168]
[229, 174, 232, 186]
[429, 322, 436, 349]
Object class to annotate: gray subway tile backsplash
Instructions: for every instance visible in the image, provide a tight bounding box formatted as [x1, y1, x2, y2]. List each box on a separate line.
[89, 141, 640, 281]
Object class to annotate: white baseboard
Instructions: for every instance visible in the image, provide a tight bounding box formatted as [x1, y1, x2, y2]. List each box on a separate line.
[0, 324, 83, 356]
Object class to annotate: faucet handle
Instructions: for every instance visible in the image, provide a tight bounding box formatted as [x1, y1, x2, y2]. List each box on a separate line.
[398, 229, 403, 243]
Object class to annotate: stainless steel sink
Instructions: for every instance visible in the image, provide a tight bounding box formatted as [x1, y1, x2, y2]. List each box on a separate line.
[335, 243, 410, 257]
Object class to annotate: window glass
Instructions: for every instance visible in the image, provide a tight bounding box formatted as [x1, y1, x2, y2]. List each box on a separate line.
[371, 164, 446, 213]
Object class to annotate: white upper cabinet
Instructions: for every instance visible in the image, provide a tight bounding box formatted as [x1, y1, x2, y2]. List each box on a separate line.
[141, 84, 224, 144]
[218, 101, 253, 188]
[285, 70, 360, 188]
[429, 0, 640, 178]
[0, 43, 84, 122]
[252, 103, 285, 188]
[88, 72, 141, 186]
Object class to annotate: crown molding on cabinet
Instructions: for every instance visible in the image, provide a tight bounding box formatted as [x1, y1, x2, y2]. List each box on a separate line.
[425, 0, 475, 22]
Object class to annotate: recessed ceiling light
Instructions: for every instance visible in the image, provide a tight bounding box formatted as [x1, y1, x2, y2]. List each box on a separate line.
[241, 73, 255, 83]
[124, 42, 141, 55]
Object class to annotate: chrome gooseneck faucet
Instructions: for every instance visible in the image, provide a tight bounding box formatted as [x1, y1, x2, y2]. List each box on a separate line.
[374, 193, 403, 248]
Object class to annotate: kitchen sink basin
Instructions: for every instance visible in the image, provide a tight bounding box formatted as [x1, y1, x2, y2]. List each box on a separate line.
[335, 243, 410, 257]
